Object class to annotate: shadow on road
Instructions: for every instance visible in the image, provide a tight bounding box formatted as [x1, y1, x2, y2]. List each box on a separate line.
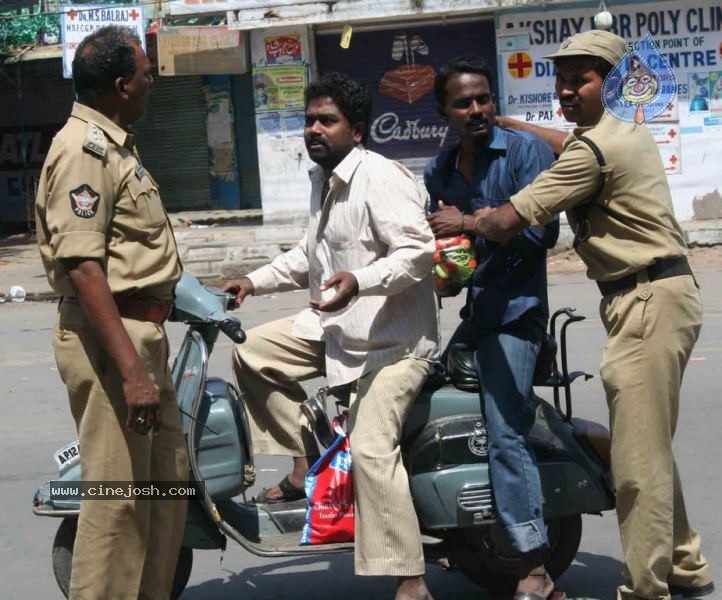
[557, 551, 624, 599]
[182, 552, 487, 599]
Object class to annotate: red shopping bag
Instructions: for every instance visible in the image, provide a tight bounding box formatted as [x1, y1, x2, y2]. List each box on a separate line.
[300, 415, 354, 545]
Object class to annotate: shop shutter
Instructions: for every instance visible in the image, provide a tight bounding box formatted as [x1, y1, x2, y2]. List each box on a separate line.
[0, 59, 74, 128]
[232, 72, 261, 209]
[133, 76, 210, 212]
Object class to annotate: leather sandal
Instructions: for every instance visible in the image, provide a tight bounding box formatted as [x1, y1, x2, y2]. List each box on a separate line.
[512, 572, 566, 600]
[253, 475, 306, 504]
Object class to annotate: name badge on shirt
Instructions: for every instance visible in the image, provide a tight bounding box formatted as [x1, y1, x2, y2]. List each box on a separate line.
[135, 165, 146, 180]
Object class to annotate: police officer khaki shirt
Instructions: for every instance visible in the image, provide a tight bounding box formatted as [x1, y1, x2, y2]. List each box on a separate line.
[36, 102, 181, 302]
[510, 111, 687, 282]
[247, 145, 439, 387]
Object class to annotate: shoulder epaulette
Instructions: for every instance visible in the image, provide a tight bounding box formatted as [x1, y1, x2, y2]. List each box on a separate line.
[83, 123, 108, 159]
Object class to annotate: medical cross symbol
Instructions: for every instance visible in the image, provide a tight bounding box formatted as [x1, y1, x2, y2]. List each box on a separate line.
[67, 9, 77, 19]
[129, 9, 140, 20]
[508, 53, 532, 79]
[670, 155, 678, 164]
[668, 129, 677, 139]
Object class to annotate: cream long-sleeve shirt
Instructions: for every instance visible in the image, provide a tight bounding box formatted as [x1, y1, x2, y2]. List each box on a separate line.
[247, 146, 439, 386]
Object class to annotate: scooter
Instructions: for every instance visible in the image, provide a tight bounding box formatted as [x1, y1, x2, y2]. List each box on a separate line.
[32, 273, 615, 597]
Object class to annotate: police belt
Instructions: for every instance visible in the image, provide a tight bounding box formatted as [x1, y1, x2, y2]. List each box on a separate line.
[596, 256, 692, 297]
[61, 296, 172, 324]
[114, 295, 172, 324]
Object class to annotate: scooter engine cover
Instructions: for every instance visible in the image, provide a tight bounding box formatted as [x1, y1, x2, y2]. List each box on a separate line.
[406, 413, 488, 475]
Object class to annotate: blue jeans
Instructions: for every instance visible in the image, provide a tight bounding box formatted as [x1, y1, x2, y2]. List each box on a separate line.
[448, 311, 548, 554]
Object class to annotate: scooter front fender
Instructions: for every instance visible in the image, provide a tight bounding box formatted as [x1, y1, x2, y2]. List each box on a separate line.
[32, 462, 81, 517]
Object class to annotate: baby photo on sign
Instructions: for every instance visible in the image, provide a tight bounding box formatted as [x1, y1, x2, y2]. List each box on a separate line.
[689, 72, 710, 113]
[709, 71, 722, 114]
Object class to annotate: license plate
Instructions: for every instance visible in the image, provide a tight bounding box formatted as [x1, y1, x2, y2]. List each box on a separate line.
[53, 440, 80, 470]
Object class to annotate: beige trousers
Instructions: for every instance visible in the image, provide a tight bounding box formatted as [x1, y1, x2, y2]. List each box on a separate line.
[599, 274, 712, 600]
[233, 314, 429, 576]
[54, 301, 188, 600]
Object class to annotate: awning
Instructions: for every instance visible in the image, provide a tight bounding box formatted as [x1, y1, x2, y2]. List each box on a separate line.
[3, 44, 62, 64]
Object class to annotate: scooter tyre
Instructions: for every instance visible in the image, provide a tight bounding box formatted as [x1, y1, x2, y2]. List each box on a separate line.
[51, 517, 193, 599]
[447, 515, 582, 594]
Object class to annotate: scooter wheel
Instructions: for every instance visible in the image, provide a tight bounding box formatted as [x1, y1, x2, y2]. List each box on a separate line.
[52, 517, 76, 597]
[51, 517, 193, 599]
[446, 515, 583, 593]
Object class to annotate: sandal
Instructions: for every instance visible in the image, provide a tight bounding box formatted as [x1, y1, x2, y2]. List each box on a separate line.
[513, 572, 566, 600]
[253, 474, 306, 504]
[513, 592, 566, 600]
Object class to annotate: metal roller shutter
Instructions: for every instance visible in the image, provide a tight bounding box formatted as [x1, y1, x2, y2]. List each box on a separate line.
[133, 76, 210, 212]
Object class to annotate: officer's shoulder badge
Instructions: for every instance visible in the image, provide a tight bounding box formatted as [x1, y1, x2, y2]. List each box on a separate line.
[83, 123, 107, 158]
[69, 184, 100, 218]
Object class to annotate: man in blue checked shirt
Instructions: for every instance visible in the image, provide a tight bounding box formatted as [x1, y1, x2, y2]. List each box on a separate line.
[425, 55, 561, 600]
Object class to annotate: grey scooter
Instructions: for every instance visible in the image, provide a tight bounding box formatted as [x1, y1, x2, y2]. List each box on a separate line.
[32, 273, 615, 597]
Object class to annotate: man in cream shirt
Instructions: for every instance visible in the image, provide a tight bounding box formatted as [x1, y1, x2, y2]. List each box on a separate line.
[225, 72, 438, 599]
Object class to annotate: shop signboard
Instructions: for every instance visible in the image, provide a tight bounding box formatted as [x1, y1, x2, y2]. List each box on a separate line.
[60, 4, 146, 79]
[315, 20, 496, 167]
[496, 0, 722, 218]
[0, 125, 61, 222]
[157, 26, 247, 76]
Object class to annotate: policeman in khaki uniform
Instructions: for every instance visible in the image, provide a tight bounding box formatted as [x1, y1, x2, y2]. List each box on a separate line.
[472, 31, 714, 600]
[35, 26, 187, 599]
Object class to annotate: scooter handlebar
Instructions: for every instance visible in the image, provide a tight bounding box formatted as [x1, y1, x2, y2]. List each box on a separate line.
[219, 318, 246, 344]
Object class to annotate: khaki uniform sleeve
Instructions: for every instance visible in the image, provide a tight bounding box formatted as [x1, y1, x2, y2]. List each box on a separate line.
[510, 141, 603, 227]
[43, 138, 115, 261]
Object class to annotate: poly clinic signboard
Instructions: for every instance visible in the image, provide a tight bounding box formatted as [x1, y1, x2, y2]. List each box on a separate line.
[496, 0, 722, 219]
[61, 4, 146, 79]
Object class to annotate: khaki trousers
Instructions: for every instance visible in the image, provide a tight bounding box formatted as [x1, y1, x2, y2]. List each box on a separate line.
[233, 314, 429, 576]
[54, 301, 188, 600]
[599, 274, 712, 600]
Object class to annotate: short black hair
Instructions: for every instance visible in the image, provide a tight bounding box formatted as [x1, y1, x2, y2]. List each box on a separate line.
[434, 55, 495, 106]
[72, 26, 142, 102]
[305, 72, 372, 143]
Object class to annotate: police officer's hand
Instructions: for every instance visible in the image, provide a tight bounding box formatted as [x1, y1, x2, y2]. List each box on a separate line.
[223, 277, 254, 307]
[123, 368, 160, 436]
[310, 271, 359, 312]
[428, 201, 465, 237]
[473, 206, 495, 237]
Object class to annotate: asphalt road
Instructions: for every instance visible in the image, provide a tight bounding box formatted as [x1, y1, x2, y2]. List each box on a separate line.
[1, 270, 720, 599]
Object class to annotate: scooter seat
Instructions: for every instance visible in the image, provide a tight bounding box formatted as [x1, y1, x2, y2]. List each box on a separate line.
[446, 344, 480, 392]
[446, 335, 558, 393]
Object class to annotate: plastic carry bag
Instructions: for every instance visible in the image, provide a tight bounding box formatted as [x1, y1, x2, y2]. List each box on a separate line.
[432, 235, 477, 297]
[300, 415, 354, 545]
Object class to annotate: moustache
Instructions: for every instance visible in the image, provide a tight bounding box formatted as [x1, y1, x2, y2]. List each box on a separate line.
[306, 136, 328, 148]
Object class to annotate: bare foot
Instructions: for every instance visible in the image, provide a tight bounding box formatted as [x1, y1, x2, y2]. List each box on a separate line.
[396, 576, 433, 600]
